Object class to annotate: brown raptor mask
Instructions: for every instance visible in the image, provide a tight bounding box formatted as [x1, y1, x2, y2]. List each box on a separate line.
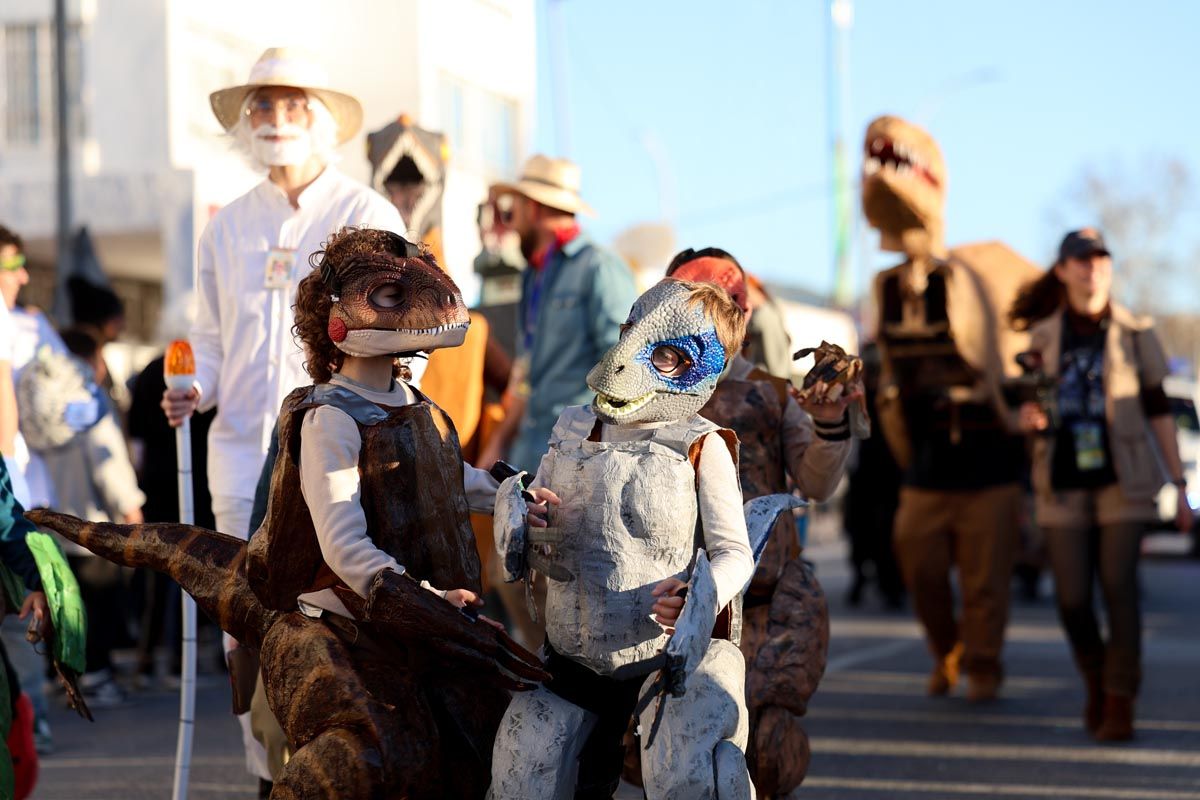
[324, 238, 470, 357]
[861, 115, 947, 256]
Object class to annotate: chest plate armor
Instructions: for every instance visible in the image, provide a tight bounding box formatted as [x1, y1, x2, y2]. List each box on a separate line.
[247, 384, 480, 613]
[538, 406, 724, 676]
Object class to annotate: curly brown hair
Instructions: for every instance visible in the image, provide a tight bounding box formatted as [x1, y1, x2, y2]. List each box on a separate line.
[292, 227, 422, 383]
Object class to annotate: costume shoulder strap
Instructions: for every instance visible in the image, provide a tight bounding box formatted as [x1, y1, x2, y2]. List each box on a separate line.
[547, 405, 599, 447]
[306, 383, 391, 426]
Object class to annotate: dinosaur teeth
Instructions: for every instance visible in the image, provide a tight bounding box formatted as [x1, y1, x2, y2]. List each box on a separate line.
[864, 157, 881, 175]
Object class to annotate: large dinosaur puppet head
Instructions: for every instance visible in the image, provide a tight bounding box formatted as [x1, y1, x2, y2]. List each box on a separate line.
[314, 227, 469, 357]
[861, 115, 947, 257]
[587, 278, 746, 425]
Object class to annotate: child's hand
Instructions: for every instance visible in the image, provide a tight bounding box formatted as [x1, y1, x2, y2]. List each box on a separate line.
[526, 487, 561, 529]
[20, 591, 51, 642]
[651, 577, 688, 631]
[443, 589, 484, 609]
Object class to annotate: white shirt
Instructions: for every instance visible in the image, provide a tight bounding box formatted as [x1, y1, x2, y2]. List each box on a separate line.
[0, 302, 13, 362]
[191, 166, 405, 501]
[296, 374, 499, 618]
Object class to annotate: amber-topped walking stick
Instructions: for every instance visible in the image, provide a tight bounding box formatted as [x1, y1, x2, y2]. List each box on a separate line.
[164, 339, 197, 800]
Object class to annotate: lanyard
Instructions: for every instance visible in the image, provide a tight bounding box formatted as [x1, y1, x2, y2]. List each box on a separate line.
[523, 253, 559, 354]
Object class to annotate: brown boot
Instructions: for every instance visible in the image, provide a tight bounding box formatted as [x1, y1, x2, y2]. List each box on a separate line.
[927, 643, 963, 696]
[1094, 694, 1135, 742]
[1083, 671, 1104, 734]
[966, 672, 1001, 703]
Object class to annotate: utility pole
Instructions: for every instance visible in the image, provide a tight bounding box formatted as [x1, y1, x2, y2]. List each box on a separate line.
[827, 0, 853, 308]
[53, 0, 73, 325]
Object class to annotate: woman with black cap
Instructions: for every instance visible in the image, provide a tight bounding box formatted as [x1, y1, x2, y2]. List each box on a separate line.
[1010, 228, 1193, 741]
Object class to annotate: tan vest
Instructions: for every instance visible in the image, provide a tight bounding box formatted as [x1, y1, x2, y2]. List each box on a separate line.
[247, 384, 480, 613]
[1027, 304, 1171, 506]
[873, 242, 1039, 467]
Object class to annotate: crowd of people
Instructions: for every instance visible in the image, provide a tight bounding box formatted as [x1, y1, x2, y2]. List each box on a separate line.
[0, 47, 1193, 800]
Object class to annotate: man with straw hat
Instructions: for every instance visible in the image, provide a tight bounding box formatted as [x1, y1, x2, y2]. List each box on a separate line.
[160, 47, 402, 795]
[478, 156, 636, 477]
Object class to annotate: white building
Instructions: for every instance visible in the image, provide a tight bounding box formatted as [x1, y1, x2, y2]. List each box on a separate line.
[0, 0, 536, 342]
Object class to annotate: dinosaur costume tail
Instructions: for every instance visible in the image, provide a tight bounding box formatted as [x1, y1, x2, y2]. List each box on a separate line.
[24, 510, 277, 650]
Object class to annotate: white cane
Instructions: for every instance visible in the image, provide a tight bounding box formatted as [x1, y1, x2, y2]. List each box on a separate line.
[165, 341, 197, 800]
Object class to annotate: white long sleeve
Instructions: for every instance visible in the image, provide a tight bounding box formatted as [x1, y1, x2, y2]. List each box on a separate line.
[693, 433, 755, 607]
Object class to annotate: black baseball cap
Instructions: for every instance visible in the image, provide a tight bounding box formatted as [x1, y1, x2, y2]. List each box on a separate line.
[1058, 228, 1110, 261]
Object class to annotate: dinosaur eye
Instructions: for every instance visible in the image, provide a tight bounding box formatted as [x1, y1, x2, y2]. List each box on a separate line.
[651, 345, 691, 377]
[370, 283, 404, 308]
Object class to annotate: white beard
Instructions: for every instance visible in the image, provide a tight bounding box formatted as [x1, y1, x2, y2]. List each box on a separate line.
[251, 123, 313, 167]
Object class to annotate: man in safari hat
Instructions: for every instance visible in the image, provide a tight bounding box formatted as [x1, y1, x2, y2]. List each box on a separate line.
[160, 46, 403, 795]
[476, 155, 636, 475]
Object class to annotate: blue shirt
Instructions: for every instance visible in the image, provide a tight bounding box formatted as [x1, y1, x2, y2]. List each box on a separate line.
[510, 234, 637, 471]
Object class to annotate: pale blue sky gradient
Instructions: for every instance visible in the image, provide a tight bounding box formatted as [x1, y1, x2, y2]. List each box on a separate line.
[532, 0, 1200, 305]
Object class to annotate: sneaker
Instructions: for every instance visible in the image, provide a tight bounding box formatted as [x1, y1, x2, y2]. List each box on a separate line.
[33, 716, 54, 755]
[81, 673, 130, 709]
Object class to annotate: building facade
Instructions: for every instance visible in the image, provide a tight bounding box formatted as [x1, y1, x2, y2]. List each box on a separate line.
[0, 0, 535, 342]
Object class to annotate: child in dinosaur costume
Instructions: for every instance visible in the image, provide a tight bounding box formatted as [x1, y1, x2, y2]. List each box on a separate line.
[29, 228, 548, 800]
[489, 278, 761, 800]
[862, 115, 1040, 701]
[665, 249, 855, 797]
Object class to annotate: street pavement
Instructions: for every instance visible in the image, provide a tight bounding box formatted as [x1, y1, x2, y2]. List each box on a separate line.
[33, 531, 1200, 799]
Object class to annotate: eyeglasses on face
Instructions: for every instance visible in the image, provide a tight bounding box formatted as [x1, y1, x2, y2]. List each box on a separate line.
[246, 95, 310, 122]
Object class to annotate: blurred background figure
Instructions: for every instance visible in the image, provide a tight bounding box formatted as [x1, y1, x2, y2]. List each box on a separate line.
[0, 229, 29, 506]
[842, 341, 905, 609]
[743, 273, 794, 380]
[862, 115, 1036, 703]
[1012, 228, 1194, 742]
[30, 329, 143, 708]
[1, 225, 67, 512]
[477, 154, 636, 474]
[66, 277, 129, 420]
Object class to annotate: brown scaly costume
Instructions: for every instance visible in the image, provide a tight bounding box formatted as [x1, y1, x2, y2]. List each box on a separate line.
[863, 115, 1040, 698]
[28, 228, 548, 799]
[701, 366, 829, 797]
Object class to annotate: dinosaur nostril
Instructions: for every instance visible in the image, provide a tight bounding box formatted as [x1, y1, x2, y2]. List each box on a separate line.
[614, 365, 625, 374]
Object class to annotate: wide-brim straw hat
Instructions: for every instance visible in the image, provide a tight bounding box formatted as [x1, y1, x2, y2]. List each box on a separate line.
[493, 154, 596, 216]
[209, 47, 363, 145]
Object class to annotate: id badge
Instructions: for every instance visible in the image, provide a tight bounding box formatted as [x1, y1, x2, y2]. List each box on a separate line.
[263, 248, 297, 290]
[1071, 421, 1107, 472]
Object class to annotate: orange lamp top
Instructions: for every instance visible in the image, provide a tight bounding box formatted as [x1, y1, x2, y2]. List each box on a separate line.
[164, 339, 195, 378]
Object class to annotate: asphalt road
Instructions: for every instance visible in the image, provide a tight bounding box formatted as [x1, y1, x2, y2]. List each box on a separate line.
[31, 533, 1200, 799]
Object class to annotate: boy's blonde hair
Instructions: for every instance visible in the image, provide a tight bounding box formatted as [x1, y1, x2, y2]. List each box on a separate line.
[673, 279, 748, 358]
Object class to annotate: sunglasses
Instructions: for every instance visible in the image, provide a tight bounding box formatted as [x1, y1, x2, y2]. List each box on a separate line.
[0, 253, 26, 272]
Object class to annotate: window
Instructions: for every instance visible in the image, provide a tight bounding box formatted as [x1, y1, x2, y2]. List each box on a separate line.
[437, 72, 518, 179]
[2, 21, 86, 146]
[4, 24, 40, 144]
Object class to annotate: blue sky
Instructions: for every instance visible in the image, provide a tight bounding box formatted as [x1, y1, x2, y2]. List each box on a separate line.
[532, 0, 1200, 305]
